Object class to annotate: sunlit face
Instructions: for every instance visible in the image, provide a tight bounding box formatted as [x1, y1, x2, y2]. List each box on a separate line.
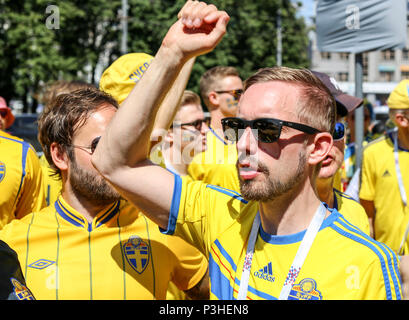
[216, 76, 243, 118]
[235, 82, 309, 201]
[171, 103, 208, 164]
[68, 104, 121, 205]
[318, 135, 345, 180]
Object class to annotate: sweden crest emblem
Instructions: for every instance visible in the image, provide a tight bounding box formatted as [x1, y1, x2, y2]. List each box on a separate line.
[288, 278, 322, 300]
[10, 278, 35, 300]
[123, 235, 150, 274]
[0, 161, 5, 183]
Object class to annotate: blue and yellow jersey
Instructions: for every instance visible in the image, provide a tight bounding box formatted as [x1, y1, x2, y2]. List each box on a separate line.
[0, 131, 46, 228]
[0, 197, 207, 300]
[360, 132, 409, 254]
[187, 127, 239, 191]
[333, 189, 370, 236]
[39, 154, 62, 206]
[162, 175, 401, 300]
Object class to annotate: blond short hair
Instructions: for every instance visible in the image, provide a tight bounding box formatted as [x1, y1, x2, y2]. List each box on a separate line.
[244, 67, 336, 133]
[199, 66, 240, 109]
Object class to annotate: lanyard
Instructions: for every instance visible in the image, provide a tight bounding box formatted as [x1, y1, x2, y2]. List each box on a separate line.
[393, 131, 407, 207]
[393, 131, 409, 255]
[237, 203, 327, 300]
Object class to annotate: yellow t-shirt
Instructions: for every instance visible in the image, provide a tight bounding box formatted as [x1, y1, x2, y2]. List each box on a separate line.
[162, 175, 401, 300]
[360, 132, 409, 254]
[333, 189, 370, 236]
[0, 197, 208, 300]
[0, 131, 46, 228]
[188, 127, 239, 191]
[39, 154, 62, 206]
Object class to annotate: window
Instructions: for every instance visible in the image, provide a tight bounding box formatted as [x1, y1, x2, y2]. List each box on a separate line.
[379, 71, 394, 82]
[381, 50, 395, 61]
[339, 53, 349, 60]
[402, 71, 409, 79]
[403, 49, 409, 60]
[320, 52, 331, 60]
[337, 72, 348, 81]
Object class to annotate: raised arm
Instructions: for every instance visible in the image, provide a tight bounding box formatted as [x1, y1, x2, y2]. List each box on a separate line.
[92, 1, 229, 229]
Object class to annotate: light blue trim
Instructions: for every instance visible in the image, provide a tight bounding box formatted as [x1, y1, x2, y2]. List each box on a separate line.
[331, 220, 399, 300]
[213, 239, 237, 272]
[159, 174, 182, 235]
[209, 254, 234, 300]
[206, 184, 248, 204]
[209, 126, 228, 145]
[259, 206, 339, 245]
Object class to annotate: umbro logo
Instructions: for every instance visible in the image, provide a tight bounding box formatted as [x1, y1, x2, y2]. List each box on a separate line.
[382, 170, 391, 177]
[253, 262, 276, 283]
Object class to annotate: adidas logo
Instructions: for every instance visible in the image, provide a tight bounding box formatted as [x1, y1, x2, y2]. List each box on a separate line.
[253, 262, 276, 283]
[382, 170, 391, 177]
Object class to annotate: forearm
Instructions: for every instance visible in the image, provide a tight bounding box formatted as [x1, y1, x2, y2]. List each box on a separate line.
[151, 57, 196, 147]
[93, 45, 186, 174]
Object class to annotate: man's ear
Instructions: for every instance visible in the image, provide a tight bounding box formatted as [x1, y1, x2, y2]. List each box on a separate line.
[50, 142, 69, 172]
[395, 112, 409, 128]
[307, 132, 333, 166]
[208, 91, 219, 107]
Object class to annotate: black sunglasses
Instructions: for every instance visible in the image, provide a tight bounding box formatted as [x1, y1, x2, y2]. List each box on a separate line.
[71, 136, 101, 154]
[172, 119, 206, 131]
[221, 117, 320, 143]
[215, 89, 243, 99]
[333, 122, 345, 141]
[0, 110, 8, 118]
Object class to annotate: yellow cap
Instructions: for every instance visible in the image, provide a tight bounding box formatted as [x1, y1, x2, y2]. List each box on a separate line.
[387, 79, 409, 109]
[99, 53, 154, 105]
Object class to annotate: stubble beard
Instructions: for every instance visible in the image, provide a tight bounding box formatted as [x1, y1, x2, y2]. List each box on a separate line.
[238, 151, 306, 202]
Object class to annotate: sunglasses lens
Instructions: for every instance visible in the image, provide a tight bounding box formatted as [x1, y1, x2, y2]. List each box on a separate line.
[333, 123, 345, 140]
[90, 136, 101, 153]
[0, 110, 7, 118]
[222, 118, 242, 142]
[254, 120, 280, 143]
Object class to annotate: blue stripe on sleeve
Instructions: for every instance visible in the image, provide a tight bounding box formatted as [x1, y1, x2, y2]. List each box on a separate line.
[159, 173, 182, 235]
[337, 217, 402, 300]
[209, 253, 234, 300]
[331, 222, 400, 300]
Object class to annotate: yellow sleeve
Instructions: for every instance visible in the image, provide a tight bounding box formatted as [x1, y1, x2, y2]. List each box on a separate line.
[166, 235, 208, 292]
[359, 147, 376, 201]
[15, 147, 46, 218]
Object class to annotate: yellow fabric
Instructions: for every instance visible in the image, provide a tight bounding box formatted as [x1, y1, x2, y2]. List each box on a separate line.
[39, 154, 62, 206]
[334, 189, 370, 236]
[188, 128, 239, 191]
[387, 79, 409, 109]
[360, 133, 409, 253]
[0, 197, 207, 300]
[0, 131, 46, 228]
[99, 53, 153, 105]
[162, 175, 401, 300]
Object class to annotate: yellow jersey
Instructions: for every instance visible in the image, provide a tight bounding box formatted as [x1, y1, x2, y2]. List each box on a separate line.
[0, 131, 46, 228]
[162, 175, 401, 300]
[39, 154, 62, 206]
[360, 132, 409, 254]
[334, 189, 370, 236]
[188, 127, 239, 191]
[0, 196, 207, 300]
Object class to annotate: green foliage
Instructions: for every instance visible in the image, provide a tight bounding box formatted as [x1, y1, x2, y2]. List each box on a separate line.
[0, 0, 309, 112]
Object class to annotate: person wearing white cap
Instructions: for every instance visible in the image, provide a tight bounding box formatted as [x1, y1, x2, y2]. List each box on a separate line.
[360, 79, 409, 254]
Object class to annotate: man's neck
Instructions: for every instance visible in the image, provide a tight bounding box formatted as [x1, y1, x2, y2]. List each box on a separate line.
[316, 177, 335, 208]
[398, 128, 409, 150]
[210, 111, 225, 133]
[259, 182, 325, 236]
[61, 188, 115, 224]
[163, 145, 188, 176]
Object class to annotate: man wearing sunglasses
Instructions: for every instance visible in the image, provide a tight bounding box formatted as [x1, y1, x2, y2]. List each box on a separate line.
[92, 1, 401, 299]
[187, 66, 243, 191]
[0, 88, 208, 300]
[153, 90, 208, 176]
[310, 72, 369, 235]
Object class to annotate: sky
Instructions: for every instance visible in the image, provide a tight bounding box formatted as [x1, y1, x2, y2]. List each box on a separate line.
[293, 0, 315, 25]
